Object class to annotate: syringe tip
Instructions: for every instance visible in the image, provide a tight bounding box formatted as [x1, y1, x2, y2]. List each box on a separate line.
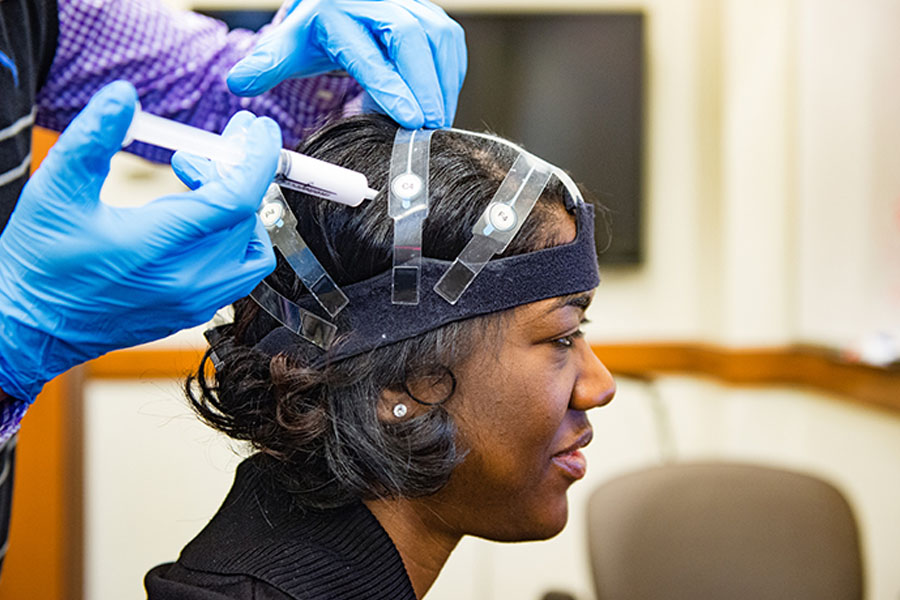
[364, 187, 379, 201]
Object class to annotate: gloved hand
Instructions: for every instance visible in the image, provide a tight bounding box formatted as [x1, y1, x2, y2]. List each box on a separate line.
[226, 0, 466, 129]
[0, 81, 280, 403]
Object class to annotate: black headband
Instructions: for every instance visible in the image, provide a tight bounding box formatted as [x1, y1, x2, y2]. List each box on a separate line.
[255, 201, 599, 363]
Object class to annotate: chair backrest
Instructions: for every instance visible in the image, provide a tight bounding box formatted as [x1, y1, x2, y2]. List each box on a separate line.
[587, 462, 863, 600]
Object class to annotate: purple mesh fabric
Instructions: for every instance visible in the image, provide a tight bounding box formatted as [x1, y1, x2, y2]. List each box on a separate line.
[35, 0, 363, 162]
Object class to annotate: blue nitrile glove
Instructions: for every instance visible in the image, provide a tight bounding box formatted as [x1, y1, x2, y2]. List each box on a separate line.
[0, 81, 280, 402]
[226, 0, 466, 129]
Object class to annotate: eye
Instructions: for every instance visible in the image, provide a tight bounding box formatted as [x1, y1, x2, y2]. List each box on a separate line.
[555, 336, 574, 348]
[553, 328, 585, 349]
[551, 318, 590, 349]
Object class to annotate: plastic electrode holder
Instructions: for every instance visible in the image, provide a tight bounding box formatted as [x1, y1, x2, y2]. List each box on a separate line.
[259, 184, 349, 318]
[434, 153, 553, 304]
[249, 281, 338, 349]
[388, 128, 435, 305]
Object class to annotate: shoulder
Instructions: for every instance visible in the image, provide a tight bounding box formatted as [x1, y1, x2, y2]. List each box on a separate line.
[150, 454, 416, 600]
[146, 562, 294, 600]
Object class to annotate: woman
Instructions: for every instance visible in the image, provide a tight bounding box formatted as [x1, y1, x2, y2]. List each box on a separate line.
[146, 114, 616, 600]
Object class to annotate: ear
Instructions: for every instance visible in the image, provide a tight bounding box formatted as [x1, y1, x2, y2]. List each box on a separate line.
[376, 370, 457, 421]
[377, 386, 421, 422]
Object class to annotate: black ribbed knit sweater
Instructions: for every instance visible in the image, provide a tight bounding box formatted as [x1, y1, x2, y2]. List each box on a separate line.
[145, 454, 417, 600]
[0, 0, 58, 231]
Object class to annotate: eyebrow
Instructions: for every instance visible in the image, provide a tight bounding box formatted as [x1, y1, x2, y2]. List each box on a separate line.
[542, 291, 594, 315]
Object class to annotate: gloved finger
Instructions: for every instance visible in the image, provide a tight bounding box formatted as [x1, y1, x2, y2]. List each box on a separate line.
[171, 111, 259, 190]
[210, 115, 282, 206]
[388, 0, 466, 126]
[226, 7, 328, 96]
[205, 218, 276, 308]
[430, 1, 467, 124]
[319, 11, 425, 128]
[244, 216, 276, 269]
[171, 152, 215, 190]
[322, 0, 461, 126]
[405, 0, 469, 82]
[33, 80, 138, 204]
[220, 110, 258, 138]
[360, 91, 385, 118]
[156, 216, 275, 322]
[372, 10, 445, 127]
[147, 116, 282, 239]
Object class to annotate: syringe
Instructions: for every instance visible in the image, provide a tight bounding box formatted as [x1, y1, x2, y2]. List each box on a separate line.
[124, 108, 379, 207]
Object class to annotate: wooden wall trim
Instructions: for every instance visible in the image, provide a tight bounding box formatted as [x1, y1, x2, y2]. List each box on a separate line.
[84, 343, 900, 413]
[86, 347, 206, 380]
[592, 343, 900, 413]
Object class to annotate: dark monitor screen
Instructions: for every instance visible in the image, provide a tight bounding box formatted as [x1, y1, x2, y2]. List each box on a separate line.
[200, 10, 645, 264]
[451, 12, 645, 264]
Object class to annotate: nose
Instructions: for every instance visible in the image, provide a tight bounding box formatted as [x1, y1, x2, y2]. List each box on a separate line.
[570, 343, 616, 411]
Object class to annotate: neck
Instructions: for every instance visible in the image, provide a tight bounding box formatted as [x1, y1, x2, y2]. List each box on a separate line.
[365, 498, 461, 599]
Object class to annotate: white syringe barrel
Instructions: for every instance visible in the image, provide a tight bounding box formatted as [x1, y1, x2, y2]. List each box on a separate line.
[275, 151, 376, 207]
[125, 108, 378, 207]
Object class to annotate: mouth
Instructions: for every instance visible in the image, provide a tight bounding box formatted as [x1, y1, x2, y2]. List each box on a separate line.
[551, 430, 593, 481]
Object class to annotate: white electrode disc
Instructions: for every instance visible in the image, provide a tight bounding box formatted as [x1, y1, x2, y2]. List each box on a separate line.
[391, 173, 423, 200]
[488, 202, 517, 231]
[259, 201, 285, 227]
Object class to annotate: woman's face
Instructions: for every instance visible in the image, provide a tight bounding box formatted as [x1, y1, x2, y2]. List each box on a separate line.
[420, 287, 616, 543]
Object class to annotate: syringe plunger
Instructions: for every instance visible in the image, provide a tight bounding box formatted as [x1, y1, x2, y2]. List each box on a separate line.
[125, 108, 378, 207]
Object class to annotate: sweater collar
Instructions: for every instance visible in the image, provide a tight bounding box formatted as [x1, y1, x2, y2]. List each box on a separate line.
[179, 454, 417, 600]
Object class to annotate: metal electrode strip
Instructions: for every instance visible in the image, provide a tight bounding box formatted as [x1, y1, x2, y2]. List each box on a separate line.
[388, 128, 434, 305]
[249, 281, 337, 349]
[434, 153, 553, 304]
[258, 184, 349, 317]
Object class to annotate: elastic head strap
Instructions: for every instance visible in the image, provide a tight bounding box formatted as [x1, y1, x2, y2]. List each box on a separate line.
[255, 201, 599, 363]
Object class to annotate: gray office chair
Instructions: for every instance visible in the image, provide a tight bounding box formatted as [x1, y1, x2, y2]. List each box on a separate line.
[587, 462, 864, 600]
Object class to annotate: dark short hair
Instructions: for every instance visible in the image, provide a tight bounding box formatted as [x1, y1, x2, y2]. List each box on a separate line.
[189, 114, 594, 508]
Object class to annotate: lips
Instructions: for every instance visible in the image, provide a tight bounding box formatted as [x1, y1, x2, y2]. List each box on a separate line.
[551, 430, 593, 480]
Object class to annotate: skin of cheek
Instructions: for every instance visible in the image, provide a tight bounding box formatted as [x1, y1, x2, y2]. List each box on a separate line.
[419, 313, 582, 542]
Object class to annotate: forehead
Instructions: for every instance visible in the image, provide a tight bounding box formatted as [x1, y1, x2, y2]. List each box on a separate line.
[512, 290, 595, 329]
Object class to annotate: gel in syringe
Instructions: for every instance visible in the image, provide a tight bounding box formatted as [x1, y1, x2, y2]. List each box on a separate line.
[125, 108, 378, 207]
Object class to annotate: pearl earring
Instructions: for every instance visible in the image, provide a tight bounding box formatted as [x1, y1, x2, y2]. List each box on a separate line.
[392, 403, 408, 418]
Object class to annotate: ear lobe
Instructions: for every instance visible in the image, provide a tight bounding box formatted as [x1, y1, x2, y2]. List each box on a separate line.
[377, 386, 418, 421]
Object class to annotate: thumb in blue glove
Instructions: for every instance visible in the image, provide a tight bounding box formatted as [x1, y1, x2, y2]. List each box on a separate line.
[226, 0, 466, 129]
[0, 81, 281, 402]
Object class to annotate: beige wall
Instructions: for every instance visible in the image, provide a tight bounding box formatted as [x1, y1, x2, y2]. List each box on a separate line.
[84, 377, 900, 600]
[88, 1, 900, 598]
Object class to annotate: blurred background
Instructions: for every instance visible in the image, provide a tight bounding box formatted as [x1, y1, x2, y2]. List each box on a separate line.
[3, 0, 899, 598]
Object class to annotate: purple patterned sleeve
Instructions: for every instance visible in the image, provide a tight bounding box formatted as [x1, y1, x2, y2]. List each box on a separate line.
[35, 0, 364, 161]
[0, 396, 27, 445]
